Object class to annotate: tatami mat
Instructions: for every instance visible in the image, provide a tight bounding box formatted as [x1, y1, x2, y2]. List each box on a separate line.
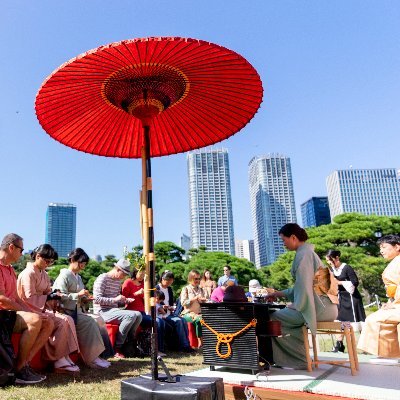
[186, 352, 400, 400]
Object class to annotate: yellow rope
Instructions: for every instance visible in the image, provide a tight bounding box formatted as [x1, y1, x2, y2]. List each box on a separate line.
[200, 318, 257, 359]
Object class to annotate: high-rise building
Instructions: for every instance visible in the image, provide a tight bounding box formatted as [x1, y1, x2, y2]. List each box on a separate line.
[326, 169, 400, 219]
[180, 233, 191, 260]
[235, 239, 255, 264]
[45, 203, 76, 257]
[301, 197, 331, 228]
[187, 148, 235, 254]
[249, 154, 297, 268]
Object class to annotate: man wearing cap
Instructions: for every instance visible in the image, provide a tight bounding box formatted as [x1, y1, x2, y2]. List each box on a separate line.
[217, 265, 238, 287]
[93, 258, 142, 358]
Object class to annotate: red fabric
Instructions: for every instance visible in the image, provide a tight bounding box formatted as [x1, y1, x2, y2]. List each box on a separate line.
[121, 279, 145, 312]
[187, 322, 198, 348]
[35, 37, 263, 158]
[105, 323, 119, 348]
[0, 263, 18, 307]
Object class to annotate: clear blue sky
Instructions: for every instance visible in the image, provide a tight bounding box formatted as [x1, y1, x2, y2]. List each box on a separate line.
[1, 1, 399, 258]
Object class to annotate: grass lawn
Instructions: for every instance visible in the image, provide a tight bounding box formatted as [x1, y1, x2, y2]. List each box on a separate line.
[1, 352, 204, 400]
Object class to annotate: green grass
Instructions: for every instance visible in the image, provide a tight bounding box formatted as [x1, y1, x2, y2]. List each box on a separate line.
[1, 352, 204, 400]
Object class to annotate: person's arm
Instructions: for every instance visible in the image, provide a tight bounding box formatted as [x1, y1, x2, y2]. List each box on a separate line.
[53, 271, 81, 301]
[18, 270, 47, 310]
[344, 265, 359, 287]
[93, 275, 121, 307]
[0, 291, 24, 311]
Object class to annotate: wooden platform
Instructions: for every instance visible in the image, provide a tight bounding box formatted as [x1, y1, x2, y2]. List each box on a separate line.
[185, 352, 400, 400]
[224, 384, 353, 400]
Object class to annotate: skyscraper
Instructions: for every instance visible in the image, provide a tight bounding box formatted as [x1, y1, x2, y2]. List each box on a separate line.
[326, 169, 400, 219]
[45, 203, 76, 257]
[187, 148, 235, 254]
[249, 154, 297, 267]
[301, 196, 331, 228]
[235, 239, 255, 264]
[180, 233, 191, 260]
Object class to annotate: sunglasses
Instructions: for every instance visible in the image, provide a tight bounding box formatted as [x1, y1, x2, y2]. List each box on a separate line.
[13, 243, 24, 253]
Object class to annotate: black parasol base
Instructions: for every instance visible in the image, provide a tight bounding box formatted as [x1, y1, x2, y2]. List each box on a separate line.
[121, 374, 225, 400]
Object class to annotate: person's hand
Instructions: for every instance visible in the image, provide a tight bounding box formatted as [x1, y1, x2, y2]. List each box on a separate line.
[265, 293, 278, 303]
[135, 288, 144, 296]
[381, 302, 395, 310]
[125, 297, 135, 304]
[78, 289, 90, 298]
[115, 294, 126, 303]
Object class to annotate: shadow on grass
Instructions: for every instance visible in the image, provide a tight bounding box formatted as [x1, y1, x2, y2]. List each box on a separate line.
[35, 352, 203, 389]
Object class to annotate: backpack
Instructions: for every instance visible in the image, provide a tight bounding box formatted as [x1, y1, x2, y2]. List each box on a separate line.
[0, 310, 17, 387]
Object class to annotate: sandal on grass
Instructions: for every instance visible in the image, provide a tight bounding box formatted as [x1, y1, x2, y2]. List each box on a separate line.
[54, 364, 80, 374]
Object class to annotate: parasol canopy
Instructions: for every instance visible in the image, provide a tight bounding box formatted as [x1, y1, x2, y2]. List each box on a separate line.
[35, 37, 263, 157]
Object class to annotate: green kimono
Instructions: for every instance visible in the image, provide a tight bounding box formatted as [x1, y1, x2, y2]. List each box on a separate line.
[270, 244, 338, 369]
[53, 268, 105, 364]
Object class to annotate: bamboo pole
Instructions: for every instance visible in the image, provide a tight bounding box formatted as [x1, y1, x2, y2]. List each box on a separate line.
[142, 124, 158, 380]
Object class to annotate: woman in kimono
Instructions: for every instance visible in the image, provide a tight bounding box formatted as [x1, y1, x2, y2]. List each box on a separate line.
[265, 224, 338, 369]
[17, 244, 80, 373]
[326, 249, 366, 353]
[53, 248, 110, 368]
[358, 234, 400, 364]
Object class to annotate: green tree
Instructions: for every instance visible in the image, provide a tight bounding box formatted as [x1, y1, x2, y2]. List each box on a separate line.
[126, 245, 145, 271]
[102, 254, 117, 269]
[12, 253, 31, 274]
[154, 241, 185, 264]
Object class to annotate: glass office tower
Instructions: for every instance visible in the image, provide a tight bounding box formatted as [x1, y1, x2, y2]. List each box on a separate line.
[301, 196, 331, 228]
[187, 149, 235, 254]
[45, 203, 76, 257]
[249, 154, 297, 268]
[326, 169, 400, 219]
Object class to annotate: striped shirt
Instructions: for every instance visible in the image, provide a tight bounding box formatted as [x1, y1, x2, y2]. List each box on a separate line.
[93, 273, 122, 314]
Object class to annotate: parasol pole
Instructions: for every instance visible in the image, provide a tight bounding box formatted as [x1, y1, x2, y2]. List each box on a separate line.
[142, 123, 158, 380]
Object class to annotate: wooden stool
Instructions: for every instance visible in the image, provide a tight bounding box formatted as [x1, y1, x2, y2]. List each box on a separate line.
[302, 321, 359, 375]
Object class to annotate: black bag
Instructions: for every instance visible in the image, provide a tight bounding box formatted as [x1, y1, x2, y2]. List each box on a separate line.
[0, 310, 17, 387]
[136, 328, 151, 357]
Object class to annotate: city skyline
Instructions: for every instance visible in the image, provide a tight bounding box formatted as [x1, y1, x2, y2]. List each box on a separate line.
[1, 2, 400, 257]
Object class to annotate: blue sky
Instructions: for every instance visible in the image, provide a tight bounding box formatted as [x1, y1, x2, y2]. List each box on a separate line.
[1, 1, 399, 258]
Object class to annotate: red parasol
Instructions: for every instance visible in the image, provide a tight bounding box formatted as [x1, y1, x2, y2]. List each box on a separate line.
[35, 37, 262, 158]
[35, 37, 263, 379]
